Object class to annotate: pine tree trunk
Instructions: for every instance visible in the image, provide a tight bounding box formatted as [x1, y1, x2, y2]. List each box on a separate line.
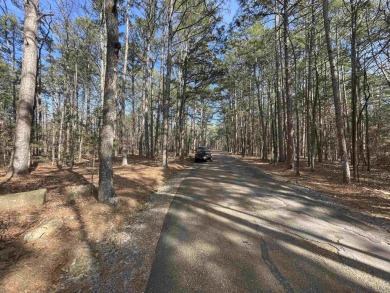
[272, 99, 278, 164]
[307, 0, 315, 170]
[178, 54, 188, 162]
[51, 96, 56, 166]
[143, 43, 151, 157]
[363, 69, 371, 171]
[262, 86, 269, 160]
[162, 0, 174, 168]
[155, 35, 165, 156]
[98, 0, 120, 202]
[121, 4, 129, 166]
[86, 81, 92, 156]
[10, 0, 39, 176]
[193, 101, 198, 151]
[131, 52, 136, 155]
[275, 13, 285, 162]
[311, 67, 319, 171]
[57, 98, 64, 165]
[78, 81, 86, 163]
[150, 83, 155, 158]
[283, 0, 294, 169]
[155, 88, 161, 157]
[69, 64, 78, 169]
[322, 0, 351, 184]
[100, 3, 107, 108]
[350, 1, 358, 180]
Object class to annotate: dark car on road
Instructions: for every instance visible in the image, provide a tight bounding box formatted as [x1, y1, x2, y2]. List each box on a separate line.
[194, 146, 212, 162]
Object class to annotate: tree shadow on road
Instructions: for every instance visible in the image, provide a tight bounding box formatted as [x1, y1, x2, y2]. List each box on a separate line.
[146, 155, 390, 292]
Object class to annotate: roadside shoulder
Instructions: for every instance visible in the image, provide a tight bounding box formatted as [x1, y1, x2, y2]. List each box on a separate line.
[233, 156, 390, 234]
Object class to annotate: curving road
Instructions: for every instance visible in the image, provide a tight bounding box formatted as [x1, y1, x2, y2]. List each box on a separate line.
[145, 153, 390, 292]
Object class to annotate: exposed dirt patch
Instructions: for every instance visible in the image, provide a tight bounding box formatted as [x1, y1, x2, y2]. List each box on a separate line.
[0, 155, 191, 292]
[235, 155, 390, 225]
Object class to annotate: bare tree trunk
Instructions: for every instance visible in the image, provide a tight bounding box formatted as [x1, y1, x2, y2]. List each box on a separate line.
[69, 63, 78, 169]
[162, 0, 174, 168]
[296, 99, 300, 176]
[193, 101, 198, 151]
[51, 96, 57, 166]
[57, 98, 64, 164]
[79, 81, 86, 163]
[155, 86, 162, 157]
[131, 51, 136, 155]
[307, 0, 315, 170]
[99, 0, 120, 202]
[142, 42, 151, 157]
[255, 65, 267, 160]
[363, 69, 371, 171]
[264, 83, 271, 160]
[100, 3, 107, 108]
[275, 13, 285, 162]
[121, 2, 129, 166]
[283, 0, 294, 169]
[178, 53, 188, 162]
[234, 93, 238, 153]
[150, 82, 155, 158]
[63, 67, 73, 166]
[322, 0, 351, 184]
[311, 67, 319, 171]
[155, 34, 165, 157]
[350, 0, 358, 180]
[85, 80, 92, 157]
[10, 0, 39, 176]
[272, 99, 278, 164]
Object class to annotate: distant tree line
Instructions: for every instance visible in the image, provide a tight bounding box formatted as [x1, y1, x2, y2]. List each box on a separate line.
[1, 0, 223, 201]
[1, 0, 389, 201]
[215, 0, 389, 183]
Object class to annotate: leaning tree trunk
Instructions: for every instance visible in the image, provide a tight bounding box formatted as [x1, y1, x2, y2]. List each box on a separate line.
[10, 0, 39, 176]
[322, 0, 351, 184]
[98, 0, 120, 202]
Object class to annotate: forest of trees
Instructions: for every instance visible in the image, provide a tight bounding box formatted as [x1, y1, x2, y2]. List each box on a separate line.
[0, 0, 389, 200]
[217, 0, 389, 183]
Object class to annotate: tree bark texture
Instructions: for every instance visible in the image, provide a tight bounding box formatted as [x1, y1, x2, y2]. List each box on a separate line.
[275, 13, 285, 162]
[100, 3, 107, 108]
[179, 52, 188, 162]
[99, 0, 120, 201]
[283, 0, 294, 169]
[11, 0, 39, 176]
[322, 0, 351, 184]
[350, 0, 358, 180]
[121, 2, 129, 166]
[162, 0, 174, 168]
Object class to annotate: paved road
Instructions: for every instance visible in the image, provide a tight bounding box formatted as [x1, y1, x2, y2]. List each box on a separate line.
[145, 153, 390, 292]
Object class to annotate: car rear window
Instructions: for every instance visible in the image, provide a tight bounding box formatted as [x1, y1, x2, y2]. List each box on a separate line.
[196, 147, 211, 151]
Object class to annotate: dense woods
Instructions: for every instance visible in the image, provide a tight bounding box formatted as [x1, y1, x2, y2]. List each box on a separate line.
[0, 0, 389, 197]
[217, 0, 389, 183]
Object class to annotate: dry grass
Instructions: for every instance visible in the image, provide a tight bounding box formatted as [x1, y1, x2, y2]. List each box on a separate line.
[0, 155, 188, 292]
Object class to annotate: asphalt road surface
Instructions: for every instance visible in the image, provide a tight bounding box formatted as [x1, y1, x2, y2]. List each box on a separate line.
[145, 153, 390, 292]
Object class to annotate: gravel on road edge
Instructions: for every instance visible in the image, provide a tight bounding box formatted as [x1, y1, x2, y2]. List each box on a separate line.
[60, 167, 193, 293]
